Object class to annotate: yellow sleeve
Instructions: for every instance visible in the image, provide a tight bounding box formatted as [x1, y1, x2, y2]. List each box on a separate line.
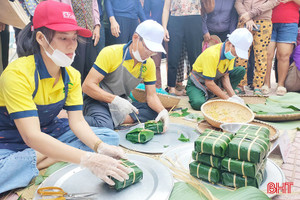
[142, 58, 156, 85]
[64, 68, 83, 111]
[0, 69, 37, 119]
[93, 45, 122, 76]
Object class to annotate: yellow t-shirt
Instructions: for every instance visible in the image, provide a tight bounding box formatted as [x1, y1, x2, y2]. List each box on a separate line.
[192, 43, 235, 80]
[93, 42, 156, 85]
[0, 54, 83, 119]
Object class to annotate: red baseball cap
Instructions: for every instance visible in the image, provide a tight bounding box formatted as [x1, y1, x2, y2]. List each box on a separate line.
[32, 1, 92, 37]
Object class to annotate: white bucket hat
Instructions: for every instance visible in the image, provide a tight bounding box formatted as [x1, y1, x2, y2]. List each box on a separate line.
[135, 20, 166, 54]
[228, 28, 253, 60]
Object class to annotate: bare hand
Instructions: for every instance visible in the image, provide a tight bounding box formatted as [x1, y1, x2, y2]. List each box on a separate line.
[110, 20, 120, 38]
[203, 32, 211, 42]
[164, 28, 170, 42]
[0, 23, 6, 32]
[245, 20, 258, 32]
[240, 12, 251, 24]
[93, 25, 100, 46]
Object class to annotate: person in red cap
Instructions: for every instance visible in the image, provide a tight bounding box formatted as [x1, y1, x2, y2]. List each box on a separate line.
[0, 1, 130, 193]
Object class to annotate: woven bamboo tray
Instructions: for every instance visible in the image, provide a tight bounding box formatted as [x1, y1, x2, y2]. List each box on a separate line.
[132, 88, 181, 109]
[201, 100, 255, 128]
[197, 119, 279, 142]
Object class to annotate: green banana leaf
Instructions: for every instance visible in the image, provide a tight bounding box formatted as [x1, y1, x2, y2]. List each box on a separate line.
[35, 162, 69, 185]
[169, 182, 270, 200]
[237, 125, 270, 139]
[247, 104, 297, 115]
[126, 128, 154, 143]
[267, 92, 300, 110]
[112, 159, 143, 190]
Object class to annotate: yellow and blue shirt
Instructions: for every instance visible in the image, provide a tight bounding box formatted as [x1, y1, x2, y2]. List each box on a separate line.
[192, 43, 235, 80]
[93, 41, 156, 85]
[0, 53, 83, 120]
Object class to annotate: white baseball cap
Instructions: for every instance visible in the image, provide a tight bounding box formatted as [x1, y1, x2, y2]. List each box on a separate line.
[227, 28, 253, 59]
[135, 20, 166, 54]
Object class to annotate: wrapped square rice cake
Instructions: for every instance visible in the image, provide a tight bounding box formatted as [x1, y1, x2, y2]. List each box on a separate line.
[126, 128, 154, 144]
[189, 161, 220, 183]
[194, 129, 234, 157]
[192, 151, 222, 169]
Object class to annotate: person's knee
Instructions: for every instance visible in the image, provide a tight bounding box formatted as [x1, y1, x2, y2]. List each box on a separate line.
[92, 127, 120, 146]
[189, 99, 206, 111]
[85, 116, 114, 130]
[235, 66, 246, 76]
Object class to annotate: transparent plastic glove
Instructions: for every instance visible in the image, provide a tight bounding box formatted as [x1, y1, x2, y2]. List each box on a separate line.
[80, 152, 131, 185]
[155, 109, 169, 132]
[97, 142, 127, 159]
[111, 96, 138, 116]
[227, 95, 245, 105]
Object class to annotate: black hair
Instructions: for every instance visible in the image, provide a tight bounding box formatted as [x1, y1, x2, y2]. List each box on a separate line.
[17, 22, 55, 57]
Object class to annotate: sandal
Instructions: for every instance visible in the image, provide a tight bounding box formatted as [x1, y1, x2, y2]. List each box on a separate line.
[261, 85, 270, 95]
[235, 87, 246, 95]
[276, 86, 287, 96]
[253, 88, 263, 96]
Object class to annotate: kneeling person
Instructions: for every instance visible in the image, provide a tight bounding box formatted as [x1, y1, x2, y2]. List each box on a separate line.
[186, 28, 253, 110]
[82, 20, 169, 131]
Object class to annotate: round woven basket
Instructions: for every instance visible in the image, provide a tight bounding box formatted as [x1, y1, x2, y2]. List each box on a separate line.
[197, 119, 279, 141]
[210, 95, 267, 104]
[255, 112, 300, 121]
[131, 88, 181, 109]
[201, 100, 255, 128]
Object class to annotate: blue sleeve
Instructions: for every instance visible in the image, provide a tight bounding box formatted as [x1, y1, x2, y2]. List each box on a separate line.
[137, 0, 146, 22]
[202, 13, 209, 35]
[105, 0, 114, 18]
[143, 0, 151, 19]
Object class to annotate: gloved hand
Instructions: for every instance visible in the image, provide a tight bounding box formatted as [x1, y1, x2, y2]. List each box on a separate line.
[155, 109, 169, 132]
[227, 95, 245, 105]
[97, 142, 127, 159]
[111, 96, 138, 116]
[80, 152, 131, 185]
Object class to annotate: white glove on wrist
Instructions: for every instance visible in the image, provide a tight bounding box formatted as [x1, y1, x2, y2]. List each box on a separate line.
[227, 95, 245, 105]
[155, 109, 169, 132]
[111, 96, 138, 116]
[97, 142, 127, 159]
[80, 152, 131, 185]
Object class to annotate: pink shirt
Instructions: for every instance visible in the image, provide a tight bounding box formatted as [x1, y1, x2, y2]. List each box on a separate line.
[52, 0, 100, 26]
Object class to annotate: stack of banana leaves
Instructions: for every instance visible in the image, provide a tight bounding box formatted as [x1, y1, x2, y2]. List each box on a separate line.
[112, 159, 143, 190]
[126, 128, 154, 144]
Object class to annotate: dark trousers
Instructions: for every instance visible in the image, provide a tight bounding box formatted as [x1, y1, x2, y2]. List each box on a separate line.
[167, 15, 203, 87]
[109, 16, 139, 45]
[72, 36, 98, 83]
[1, 25, 9, 70]
[83, 96, 158, 130]
[247, 46, 255, 85]
[209, 30, 230, 42]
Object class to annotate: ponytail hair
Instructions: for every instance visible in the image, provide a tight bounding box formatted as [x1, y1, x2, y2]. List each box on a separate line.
[17, 22, 55, 57]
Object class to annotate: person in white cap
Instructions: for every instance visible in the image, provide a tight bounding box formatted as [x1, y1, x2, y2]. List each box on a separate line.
[82, 20, 169, 131]
[186, 28, 253, 110]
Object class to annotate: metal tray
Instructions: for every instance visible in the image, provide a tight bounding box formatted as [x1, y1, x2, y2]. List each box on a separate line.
[34, 154, 174, 200]
[160, 143, 285, 198]
[118, 123, 200, 154]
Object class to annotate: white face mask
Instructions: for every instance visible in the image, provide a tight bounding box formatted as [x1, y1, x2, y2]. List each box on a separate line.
[42, 35, 75, 67]
[132, 40, 146, 63]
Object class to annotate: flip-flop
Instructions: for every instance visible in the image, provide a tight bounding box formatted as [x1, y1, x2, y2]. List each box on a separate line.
[234, 87, 245, 95]
[276, 86, 287, 96]
[253, 88, 263, 96]
[261, 85, 270, 95]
